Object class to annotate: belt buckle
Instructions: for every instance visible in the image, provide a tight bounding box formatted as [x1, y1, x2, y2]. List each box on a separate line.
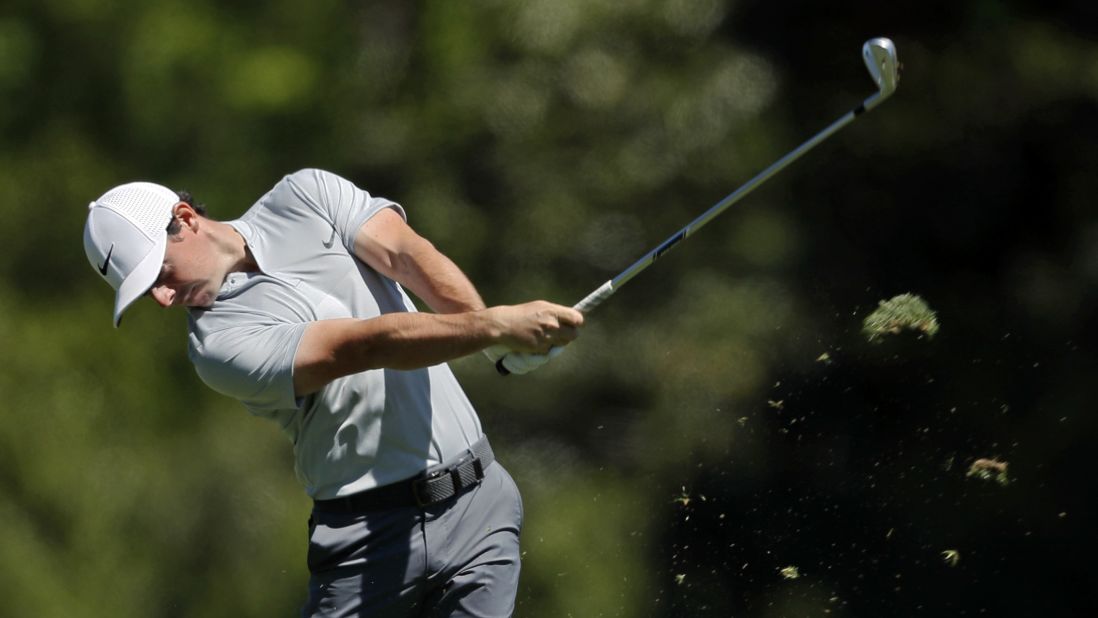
[413, 466, 464, 507]
[413, 454, 484, 508]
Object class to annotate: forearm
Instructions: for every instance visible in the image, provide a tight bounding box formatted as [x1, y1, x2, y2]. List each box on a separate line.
[354, 209, 485, 314]
[294, 300, 584, 395]
[392, 247, 486, 314]
[294, 311, 502, 395]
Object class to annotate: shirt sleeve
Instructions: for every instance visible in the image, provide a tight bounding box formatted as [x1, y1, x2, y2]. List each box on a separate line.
[282, 168, 407, 252]
[188, 321, 309, 413]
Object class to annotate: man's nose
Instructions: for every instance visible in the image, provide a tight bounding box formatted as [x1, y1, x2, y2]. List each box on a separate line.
[149, 285, 175, 307]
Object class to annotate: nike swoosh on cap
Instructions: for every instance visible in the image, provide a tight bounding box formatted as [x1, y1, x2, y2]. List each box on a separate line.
[98, 243, 114, 276]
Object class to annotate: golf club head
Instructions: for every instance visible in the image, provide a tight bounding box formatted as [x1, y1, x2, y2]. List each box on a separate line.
[862, 37, 899, 97]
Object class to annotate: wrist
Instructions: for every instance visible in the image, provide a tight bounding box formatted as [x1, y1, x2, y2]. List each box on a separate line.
[474, 307, 507, 345]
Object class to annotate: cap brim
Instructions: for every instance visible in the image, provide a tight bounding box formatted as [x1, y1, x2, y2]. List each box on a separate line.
[112, 232, 168, 327]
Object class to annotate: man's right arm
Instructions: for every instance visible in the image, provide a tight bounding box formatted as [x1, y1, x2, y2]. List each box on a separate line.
[292, 301, 583, 397]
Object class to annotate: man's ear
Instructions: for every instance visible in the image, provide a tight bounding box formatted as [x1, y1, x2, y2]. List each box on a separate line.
[173, 202, 201, 232]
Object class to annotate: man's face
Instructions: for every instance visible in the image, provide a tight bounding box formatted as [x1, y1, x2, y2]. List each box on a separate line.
[148, 206, 221, 309]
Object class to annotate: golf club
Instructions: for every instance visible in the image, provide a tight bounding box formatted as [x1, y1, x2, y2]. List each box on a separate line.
[497, 37, 900, 375]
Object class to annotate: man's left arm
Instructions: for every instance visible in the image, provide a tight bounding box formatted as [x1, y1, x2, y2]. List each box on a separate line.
[353, 208, 486, 314]
[353, 207, 576, 375]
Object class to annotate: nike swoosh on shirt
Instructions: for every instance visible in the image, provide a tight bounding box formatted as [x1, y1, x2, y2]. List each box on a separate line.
[322, 228, 337, 248]
[98, 244, 114, 276]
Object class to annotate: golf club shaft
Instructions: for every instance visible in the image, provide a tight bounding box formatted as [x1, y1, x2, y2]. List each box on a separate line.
[580, 90, 887, 312]
[498, 89, 889, 375]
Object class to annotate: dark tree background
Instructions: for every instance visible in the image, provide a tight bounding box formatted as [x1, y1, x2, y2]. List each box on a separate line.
[1, 1, 1095, 616]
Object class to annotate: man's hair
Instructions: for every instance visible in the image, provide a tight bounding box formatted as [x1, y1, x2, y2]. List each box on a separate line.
[166, 190, 208, 235]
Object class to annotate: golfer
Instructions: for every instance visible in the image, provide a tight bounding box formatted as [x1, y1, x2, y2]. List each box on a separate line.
[82, 169, 583, 617]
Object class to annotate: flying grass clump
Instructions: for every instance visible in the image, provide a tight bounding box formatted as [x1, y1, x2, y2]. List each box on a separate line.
[966, 458, 1010, 486]
[862, 293, 939, 342]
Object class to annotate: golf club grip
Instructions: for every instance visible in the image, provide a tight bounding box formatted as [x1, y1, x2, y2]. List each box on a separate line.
[495, 280, 616, 376]
[572, 280, 615, 314]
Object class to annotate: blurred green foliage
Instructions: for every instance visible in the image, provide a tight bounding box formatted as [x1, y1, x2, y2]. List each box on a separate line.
[2, 0, 1096, 616]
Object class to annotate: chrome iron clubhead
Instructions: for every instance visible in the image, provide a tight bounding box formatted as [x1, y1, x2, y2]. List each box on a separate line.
[862, 37, 899, 97]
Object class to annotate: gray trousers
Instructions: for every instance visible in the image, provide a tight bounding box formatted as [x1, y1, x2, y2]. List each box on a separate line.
[301, 462, 524, 618]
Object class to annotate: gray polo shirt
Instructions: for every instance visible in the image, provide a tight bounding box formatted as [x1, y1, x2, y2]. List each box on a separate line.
[186, 169, 483, 500]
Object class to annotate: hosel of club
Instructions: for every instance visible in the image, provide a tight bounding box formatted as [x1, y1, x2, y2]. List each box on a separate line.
[860, 90, 889, 114]
[854, 85, 895, 120]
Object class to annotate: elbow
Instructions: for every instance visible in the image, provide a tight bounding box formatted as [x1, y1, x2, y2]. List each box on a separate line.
[293, 354, 338, 397]
[293, 320, 366, 396]
[293, 333, 394, 396]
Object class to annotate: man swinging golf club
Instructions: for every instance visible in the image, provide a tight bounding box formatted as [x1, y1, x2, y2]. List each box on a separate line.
[83, 168, 583, 617]
[84, 35, 898, 616]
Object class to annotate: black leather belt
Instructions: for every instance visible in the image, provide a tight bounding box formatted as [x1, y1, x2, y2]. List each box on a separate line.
[312, 436, 495, 513]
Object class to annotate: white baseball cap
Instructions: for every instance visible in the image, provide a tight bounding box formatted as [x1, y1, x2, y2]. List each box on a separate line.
[84, 182, 180, 327]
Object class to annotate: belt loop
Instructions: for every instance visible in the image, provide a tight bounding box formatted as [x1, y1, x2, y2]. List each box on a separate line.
[413, 478, 431, 508]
